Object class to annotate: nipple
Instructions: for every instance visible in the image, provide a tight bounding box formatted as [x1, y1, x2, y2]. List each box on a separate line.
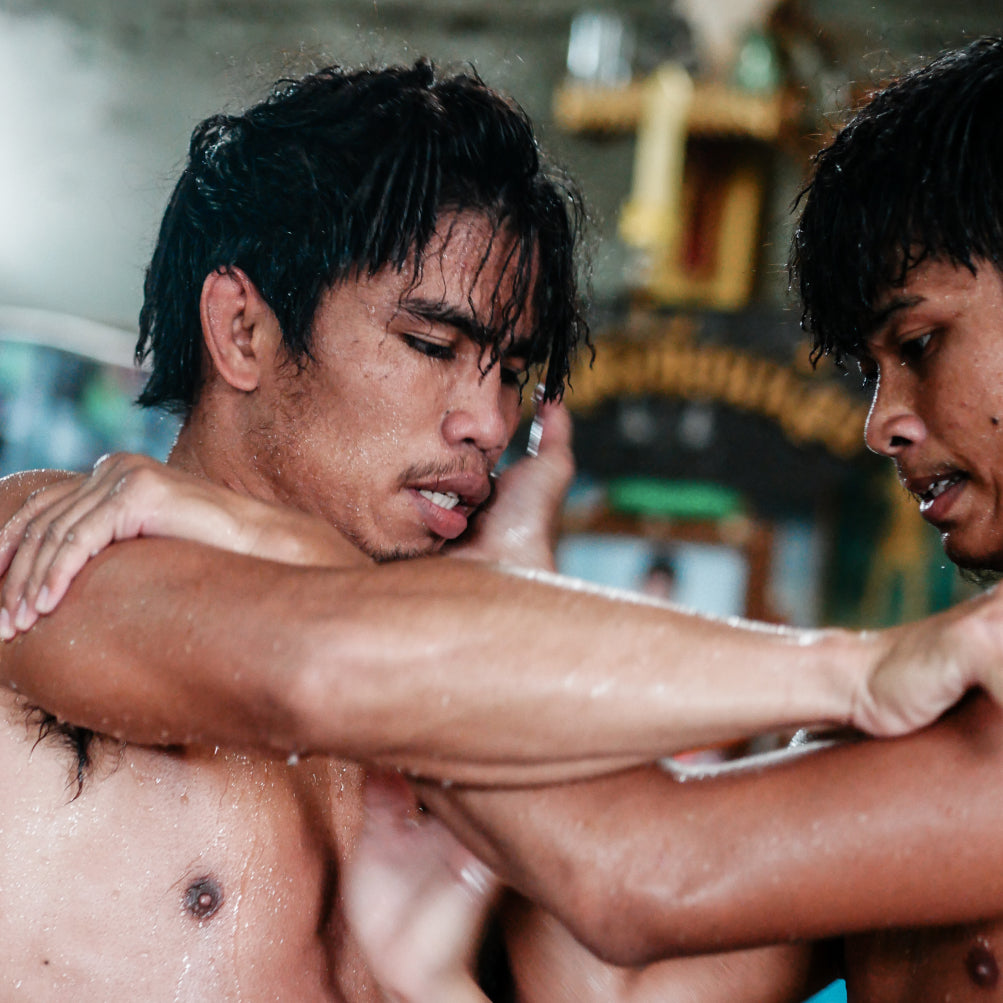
[965, 940, 999, 988]
[184, 876, 224, 921]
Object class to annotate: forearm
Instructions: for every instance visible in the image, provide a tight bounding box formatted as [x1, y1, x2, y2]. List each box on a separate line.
[0, 533, 877, 782]
[422, 693, 1003, 961]
[505, 900, 827, 1003]
[323, 560, 873, 778]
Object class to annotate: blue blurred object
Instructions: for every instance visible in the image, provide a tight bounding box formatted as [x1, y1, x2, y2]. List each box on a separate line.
[805, 980, 846, 1003]
[0, 310, 179, 474]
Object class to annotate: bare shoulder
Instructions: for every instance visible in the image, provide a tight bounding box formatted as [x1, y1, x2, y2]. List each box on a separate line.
[0, 469, 75, 523]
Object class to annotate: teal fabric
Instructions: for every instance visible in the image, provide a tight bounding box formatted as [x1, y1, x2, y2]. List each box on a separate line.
[805, 980, 846, 1003]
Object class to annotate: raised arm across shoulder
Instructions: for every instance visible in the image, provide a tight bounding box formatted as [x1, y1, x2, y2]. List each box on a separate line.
[0, 453, 366, 633]
[0, 458, 999, 783]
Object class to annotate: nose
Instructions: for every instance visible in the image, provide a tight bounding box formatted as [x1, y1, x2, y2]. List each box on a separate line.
[863, 369, 926, 457]
[441, 360, 519, 459]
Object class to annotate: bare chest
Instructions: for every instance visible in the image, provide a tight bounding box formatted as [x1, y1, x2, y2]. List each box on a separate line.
[845, 922, 1003, 1002]
[0, 696, 379, 1002]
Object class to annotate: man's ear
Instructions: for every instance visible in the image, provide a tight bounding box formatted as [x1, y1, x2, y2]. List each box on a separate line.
[199, 267, 282, 392]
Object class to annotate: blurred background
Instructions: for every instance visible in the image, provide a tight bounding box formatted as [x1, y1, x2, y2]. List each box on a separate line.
[1, 0, 1000, 635]
[3, 7, 999, 1001]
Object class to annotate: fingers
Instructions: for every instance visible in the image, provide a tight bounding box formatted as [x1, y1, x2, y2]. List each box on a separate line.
[0, 476, 80, 577]
[449, 401, 576, 569]
[15, 482, 124, 619]
[0, 453, 163, 639]
[31, 459, 175, 614]
[527, 399, 576, 502]
[0, 476, 85, 638]
[534, 398, 574, 459]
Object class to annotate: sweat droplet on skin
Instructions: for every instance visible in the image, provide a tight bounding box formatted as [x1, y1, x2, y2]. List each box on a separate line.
[966, 941, 1000, 988]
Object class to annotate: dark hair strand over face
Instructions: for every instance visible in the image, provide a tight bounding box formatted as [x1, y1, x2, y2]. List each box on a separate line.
[791, 37, 1003, 367]
[136, 60, 591, 415]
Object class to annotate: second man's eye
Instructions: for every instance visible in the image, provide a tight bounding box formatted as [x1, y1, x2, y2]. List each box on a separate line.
[900, 331, 933, 363]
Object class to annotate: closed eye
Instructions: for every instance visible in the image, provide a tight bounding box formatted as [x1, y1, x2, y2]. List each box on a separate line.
[500, 359, 529, 390]
[403, 334, 454, 361]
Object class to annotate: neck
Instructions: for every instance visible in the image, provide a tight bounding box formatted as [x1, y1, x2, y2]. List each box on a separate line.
[168, 403, 274, 503]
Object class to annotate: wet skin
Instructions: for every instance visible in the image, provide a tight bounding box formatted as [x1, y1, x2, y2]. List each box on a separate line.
[861, 256, 1003, 570]
[848, 256, 1003, 1001]
[0, 212, 530, 999]
[0, 693, 369, 1000]
[197, 215, 529, 563]
[846, 926, 1003, 1002]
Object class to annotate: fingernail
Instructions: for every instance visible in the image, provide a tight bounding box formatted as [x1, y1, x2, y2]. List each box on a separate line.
[36, 586, 52, 614]
[14, 599, 30, 632]
[0, 608, 12, 641]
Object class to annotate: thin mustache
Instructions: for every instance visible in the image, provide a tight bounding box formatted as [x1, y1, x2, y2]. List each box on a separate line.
[400, 458, 491, 484]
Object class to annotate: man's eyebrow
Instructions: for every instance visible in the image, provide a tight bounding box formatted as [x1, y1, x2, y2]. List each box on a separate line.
[398, 296, 489, 343]
[867, 293, 923, 335]
[399, 296, 539, 360]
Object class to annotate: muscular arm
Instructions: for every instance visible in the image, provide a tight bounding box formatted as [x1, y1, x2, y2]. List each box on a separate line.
[4, 446, 1003, 784]
[503, 900, 833, 1003]
[421, 692, 1003, 962]
[0, 467, 920, 784]
[0, 478, 869, 782]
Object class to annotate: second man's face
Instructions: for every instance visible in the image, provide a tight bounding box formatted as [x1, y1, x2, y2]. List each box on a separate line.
[861, 256, 1003, 569]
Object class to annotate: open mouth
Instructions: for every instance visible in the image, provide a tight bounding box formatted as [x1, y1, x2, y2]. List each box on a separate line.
[913, 472, 967, 515]
[417, 489, 460, 511]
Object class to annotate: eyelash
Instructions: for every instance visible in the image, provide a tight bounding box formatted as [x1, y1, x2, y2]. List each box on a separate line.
[899, 331, 933, 363]
[857, 329, 936, 389]
[403, 334, 454, 361]
[404, 334, 528, 391]
[501, 364, 529, 389]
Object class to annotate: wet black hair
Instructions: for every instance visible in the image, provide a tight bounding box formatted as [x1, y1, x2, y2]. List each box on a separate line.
[136, 59, 589, 414]
[791, 36, 1003, 366]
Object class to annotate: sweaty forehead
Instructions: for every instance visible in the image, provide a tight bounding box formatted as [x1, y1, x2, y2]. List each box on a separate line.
[408, 212, 538, 338]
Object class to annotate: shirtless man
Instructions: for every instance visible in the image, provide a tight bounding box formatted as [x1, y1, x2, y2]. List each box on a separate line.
[361, 36, 1003, 1002]
[4, 56, 1003, 1003]
[2, 58, 987, 1001]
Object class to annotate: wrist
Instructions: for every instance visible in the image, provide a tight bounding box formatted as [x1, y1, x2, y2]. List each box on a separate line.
[827, 623, 902, 734]
[791, 625, 881, 729]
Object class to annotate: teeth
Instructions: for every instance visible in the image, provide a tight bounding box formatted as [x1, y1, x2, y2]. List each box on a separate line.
[419, 489, 460, 510]
[918, 475, 962, 510]
[926, 478, 955, 499]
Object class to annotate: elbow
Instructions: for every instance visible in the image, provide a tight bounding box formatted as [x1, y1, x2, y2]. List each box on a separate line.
[555, 860, 691, 967]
